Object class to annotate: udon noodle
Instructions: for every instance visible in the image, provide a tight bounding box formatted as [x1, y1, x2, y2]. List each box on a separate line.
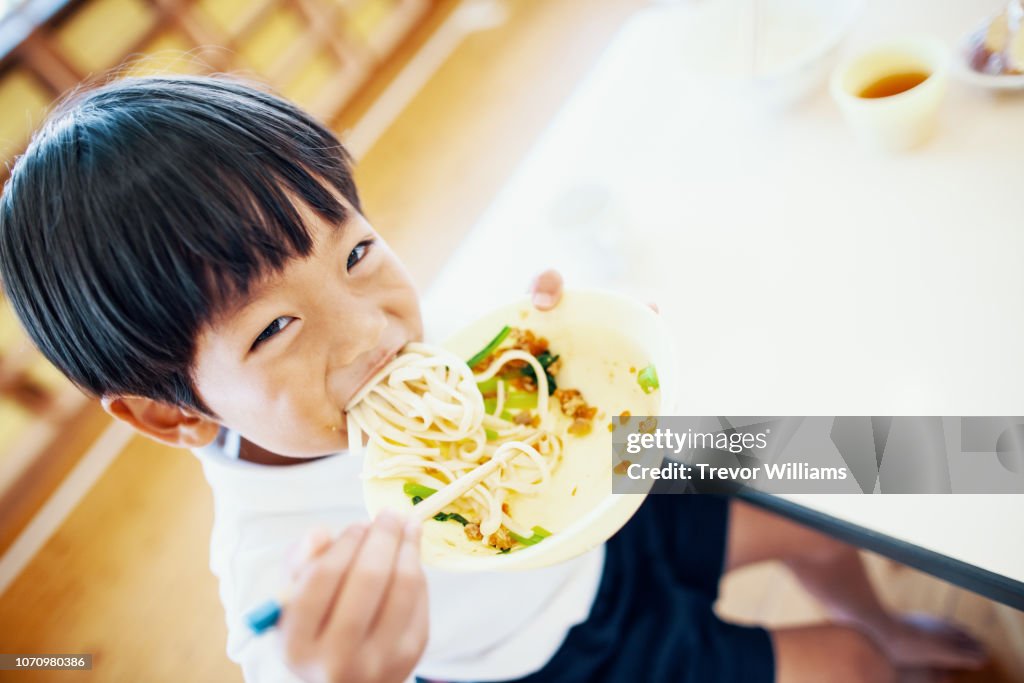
[346, 341, 566, 546]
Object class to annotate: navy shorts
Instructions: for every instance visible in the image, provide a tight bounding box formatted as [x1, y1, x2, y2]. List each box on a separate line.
[496, 494, 775, 683]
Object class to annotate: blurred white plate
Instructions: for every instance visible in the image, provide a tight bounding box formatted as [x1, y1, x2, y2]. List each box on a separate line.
[955, 27, 1024, 91]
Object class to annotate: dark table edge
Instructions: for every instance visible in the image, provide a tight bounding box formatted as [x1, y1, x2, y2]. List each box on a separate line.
[738, 490, 1024, 611]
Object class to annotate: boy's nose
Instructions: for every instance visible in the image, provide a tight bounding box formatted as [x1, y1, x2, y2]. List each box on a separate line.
[326, 301, 387, 369]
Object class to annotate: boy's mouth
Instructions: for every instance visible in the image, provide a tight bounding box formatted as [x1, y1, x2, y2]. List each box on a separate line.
[346, 343, 406, 408]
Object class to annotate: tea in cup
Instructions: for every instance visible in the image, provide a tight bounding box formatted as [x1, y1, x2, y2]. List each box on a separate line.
[830, 37, 950, 152]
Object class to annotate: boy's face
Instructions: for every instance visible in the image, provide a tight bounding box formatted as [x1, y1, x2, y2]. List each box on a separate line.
[191, 198, 422, 458]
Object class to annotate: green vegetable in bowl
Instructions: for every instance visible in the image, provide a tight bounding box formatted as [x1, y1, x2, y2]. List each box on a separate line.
[476, 376, 499, 394]
[637, 364, 659, 394]
[403, 482, 438, 499]
[509, 526, 553, 546]
[483, 391, 538, 414]
[433, 511, 471, 525]
[468, 326, 511, 368]
[521, 351, 559, 395]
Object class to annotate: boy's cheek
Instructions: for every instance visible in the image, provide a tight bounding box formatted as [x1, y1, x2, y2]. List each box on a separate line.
[227, 395, 348, 458]
[201, 366, 352, 457]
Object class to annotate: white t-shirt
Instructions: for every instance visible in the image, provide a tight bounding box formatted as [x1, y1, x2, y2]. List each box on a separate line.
[193, 431, 605, 683]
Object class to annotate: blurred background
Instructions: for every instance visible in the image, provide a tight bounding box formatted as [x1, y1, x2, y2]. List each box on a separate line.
[0, 0, 1022, 680]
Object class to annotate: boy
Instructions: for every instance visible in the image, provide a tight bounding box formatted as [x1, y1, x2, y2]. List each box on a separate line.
[0, 76, 987, 683]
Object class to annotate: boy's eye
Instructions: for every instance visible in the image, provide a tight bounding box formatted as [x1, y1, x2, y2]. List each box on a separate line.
[251, 316, 294, 350]
[347, 240, 373, 271]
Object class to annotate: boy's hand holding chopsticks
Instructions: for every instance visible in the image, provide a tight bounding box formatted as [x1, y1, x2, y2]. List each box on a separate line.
[280, 514, 428, 683]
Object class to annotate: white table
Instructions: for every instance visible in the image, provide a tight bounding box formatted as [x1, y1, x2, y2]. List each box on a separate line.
[424, 0, 1024, 605]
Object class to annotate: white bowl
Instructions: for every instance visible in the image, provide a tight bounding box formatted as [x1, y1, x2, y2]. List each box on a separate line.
[658, 0, 862, 108]
[362, 290, 679, 571]
[744, 0, 864, 109]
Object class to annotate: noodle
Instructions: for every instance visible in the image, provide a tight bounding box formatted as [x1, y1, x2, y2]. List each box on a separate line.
[346, 341, 565, 544]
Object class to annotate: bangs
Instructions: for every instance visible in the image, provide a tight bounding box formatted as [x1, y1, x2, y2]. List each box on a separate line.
[127, 145, 350, 318]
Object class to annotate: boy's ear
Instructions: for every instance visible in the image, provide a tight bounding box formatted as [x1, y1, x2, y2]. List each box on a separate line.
[101, 395, 220, 449]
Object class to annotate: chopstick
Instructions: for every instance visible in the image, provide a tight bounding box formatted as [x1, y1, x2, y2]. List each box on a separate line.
[243, 445, 528, 636]
[410, 444, 526, 522]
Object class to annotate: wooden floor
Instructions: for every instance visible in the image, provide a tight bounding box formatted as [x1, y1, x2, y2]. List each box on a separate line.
[1, 0, 1022, 681]
[0, 436, 235, 683]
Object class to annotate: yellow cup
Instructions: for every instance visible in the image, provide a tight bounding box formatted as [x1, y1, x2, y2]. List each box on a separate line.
[830, 37, 951, 152]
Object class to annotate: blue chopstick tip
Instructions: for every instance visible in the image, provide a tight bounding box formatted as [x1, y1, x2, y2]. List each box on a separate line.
[245, 599, 283, 635]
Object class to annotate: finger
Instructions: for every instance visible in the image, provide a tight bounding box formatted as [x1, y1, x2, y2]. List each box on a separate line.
[395, 589, 431, 680]
[287, 527, 334, 580]
[368, 520, 427, 641]
[379, 563, 430, 681]
[364, 577, 430, 683]
[324, 510, 406, 641]
[280, 522, 368, 652]
[529, 269, 563, 310]
[366, 522, 429, 681]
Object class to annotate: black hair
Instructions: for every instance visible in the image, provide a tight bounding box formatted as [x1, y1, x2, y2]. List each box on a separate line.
[0, 75, 361, 415]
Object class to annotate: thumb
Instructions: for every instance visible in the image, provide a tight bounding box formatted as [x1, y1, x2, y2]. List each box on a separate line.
[528, 269, 563, 311]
